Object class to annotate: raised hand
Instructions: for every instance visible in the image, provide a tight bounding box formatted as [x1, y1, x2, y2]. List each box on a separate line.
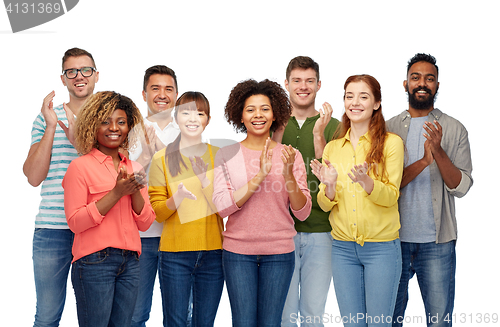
[281, 145, 296, 178]
[310, 159, 337, 186]
[41, 91, 57, 129]
[58, 102, 76, 146]
[259, 137, 273, 177]
[423, 120, 443, 155]
[114, 166, 145, 197]
[189, 156, 209, 188]
[313, 102, 333, 136]
[347, 162, 374, 194]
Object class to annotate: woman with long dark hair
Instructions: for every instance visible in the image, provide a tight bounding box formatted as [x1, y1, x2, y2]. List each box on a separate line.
[148, 92, 224, 327]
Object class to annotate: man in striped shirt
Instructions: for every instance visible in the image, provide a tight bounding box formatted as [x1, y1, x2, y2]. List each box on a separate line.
[23, 47, 99, 327]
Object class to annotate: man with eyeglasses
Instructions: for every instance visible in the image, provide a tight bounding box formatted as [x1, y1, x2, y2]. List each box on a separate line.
[23, 47, 99, 327]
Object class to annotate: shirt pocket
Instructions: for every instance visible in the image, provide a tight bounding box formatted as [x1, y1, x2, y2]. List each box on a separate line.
[88, 182, 114, 203]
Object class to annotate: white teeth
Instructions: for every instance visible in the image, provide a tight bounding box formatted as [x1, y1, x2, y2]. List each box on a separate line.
[76, 84, 85, 87]
[156, 102, 167, 105]
[252, 122, 265, 125]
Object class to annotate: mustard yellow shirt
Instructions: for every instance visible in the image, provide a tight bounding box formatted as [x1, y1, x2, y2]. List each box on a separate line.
[148, 144, 223, 252]
[317, 131, 404, 245]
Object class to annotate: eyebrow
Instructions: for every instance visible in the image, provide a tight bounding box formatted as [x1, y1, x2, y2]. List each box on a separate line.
[410, 72, 436, 78]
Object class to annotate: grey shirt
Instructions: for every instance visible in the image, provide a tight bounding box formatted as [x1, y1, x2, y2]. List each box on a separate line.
[386, 109, 473, 243]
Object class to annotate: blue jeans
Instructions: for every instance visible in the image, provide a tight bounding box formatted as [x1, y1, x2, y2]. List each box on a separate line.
[331, 239, 401, 327]
[223, 250, 295, 327]
[71, 247, 140, 327]
[131, 237, 161, 327]
[282, 232, 333, 327]
[159, 250, 224, 327]
[32, 228, 74, 327]
[392, 241, 456, 327]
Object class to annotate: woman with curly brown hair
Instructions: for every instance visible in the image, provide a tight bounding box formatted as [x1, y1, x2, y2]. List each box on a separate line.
[62, 91, 156, 327]
[213, 79, 312, 326]
[311, 75, 404, 327]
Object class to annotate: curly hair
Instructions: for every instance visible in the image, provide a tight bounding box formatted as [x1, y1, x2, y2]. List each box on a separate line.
[75, 91, 144, 155]
[338, 74, 389, 180]
[224, 79, 291, 133]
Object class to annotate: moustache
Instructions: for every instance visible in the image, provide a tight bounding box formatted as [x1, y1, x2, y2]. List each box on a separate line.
[412, 86, 433, 95]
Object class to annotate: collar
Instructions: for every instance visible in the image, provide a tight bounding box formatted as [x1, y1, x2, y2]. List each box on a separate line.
[90, 147, 128, 164]
[400, 108, 443, 122]
[340, 128, 372, 147]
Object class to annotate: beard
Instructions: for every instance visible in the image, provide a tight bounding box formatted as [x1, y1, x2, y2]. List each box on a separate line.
[407, 86, 438, 110]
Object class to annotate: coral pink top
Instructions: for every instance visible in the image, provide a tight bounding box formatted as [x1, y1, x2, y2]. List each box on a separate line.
[213, 143, 311, 255]
[62, 148, 155, 262]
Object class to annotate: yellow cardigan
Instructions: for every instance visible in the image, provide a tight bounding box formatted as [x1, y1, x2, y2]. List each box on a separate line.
[148, 144, 223, 252]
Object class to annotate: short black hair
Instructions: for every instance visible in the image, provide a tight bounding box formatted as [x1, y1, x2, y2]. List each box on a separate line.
[143, 65, 178, 92]
[407, 53, 438, 76]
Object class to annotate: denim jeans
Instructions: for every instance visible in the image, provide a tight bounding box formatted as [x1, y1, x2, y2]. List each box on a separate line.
[282, 232, 333, 327]
[223, 250, 295, 327]
[71, 247, 140, 327]
[392, 241, 456, 327]
[331, 239, 401, 327]
[131, 237, 161, 327]
[32, 228, 74, 327]
[158, 250, 224, 327]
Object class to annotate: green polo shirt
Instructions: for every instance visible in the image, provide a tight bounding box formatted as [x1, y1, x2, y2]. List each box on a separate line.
[282, 114, 340, 233]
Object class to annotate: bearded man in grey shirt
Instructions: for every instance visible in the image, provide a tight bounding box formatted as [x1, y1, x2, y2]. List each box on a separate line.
[386, 53, 473, 327]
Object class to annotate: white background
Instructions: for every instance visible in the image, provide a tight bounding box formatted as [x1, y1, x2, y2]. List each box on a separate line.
[0, 1, 498, 326]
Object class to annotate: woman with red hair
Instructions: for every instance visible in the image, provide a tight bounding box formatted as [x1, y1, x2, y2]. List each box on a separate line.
[311, 74, 404, 327]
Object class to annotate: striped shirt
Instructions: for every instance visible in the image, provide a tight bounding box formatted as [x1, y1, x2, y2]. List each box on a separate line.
[30, 104, 78, 229]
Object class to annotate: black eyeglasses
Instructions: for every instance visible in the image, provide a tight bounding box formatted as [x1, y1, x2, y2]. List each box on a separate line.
[62, 67, 96, 79]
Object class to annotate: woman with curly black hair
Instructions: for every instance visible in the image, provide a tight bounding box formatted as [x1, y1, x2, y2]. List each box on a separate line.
[213, 79, 312, 326]
[62, 91, 156, 327]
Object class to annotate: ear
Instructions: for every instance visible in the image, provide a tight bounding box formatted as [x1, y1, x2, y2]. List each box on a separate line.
[206, 116, 211, 125]
[94, 71, 99, 83]
[317, 80, 322, 91]
[284, 79, 289, 92]
[374, 101, 381, 111]
[403, 80, 408, 92]
[61, 74, 67, 87]
[142, 90, 147, 102]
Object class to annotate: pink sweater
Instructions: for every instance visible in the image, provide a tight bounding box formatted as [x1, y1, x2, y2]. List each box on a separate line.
[213, 143, 311, 255]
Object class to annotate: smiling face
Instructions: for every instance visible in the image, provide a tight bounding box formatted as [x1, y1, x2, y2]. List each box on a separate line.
[142, 74, 178, 117]
[344, 81, 380, 128]
[404, 61, 439, 114]
[61, 55, 99, 101]
[176, 102, 210, 139]
[242, 94, 275, 136]
[96, 109, 129, 156]
[285, 68, 321, 111]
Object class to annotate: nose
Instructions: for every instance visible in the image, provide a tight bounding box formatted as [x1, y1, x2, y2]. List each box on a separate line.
[109, 121, 119, 131]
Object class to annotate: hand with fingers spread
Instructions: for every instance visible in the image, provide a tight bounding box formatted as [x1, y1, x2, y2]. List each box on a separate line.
[281, 145, 296, 179]
[190, 155, 210, 188]
[348, 162, 374, 194]
[311, 158, 338, 200]
[58, 102, 76, 146]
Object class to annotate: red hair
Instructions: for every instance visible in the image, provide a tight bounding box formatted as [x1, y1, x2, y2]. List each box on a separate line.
[338, 74, 388, 180]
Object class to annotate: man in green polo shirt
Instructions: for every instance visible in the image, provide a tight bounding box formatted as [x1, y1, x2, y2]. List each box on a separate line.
[274, 56, 339, 327]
